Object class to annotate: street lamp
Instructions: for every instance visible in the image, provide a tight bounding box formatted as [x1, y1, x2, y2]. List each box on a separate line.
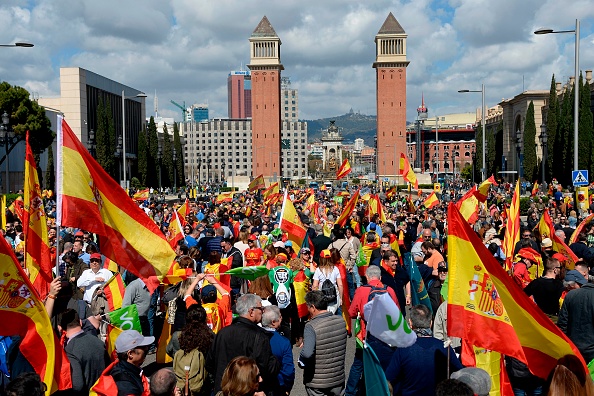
[458, 84, 486, 181]
[221, 160, 226, 184]
[471, 150, 477, 184]
[535, 19, 579, 171]
[197, 154, 201, 189]
[516, 129, 524, 184]
[539, 123, 548, 187]
[0, 111, 22, 193]
[207, 158, 212, 185]
[121, 90, 147, 189]
[0, 42, 34, 48]
[87, 129, 96, 158]
[114, 135, 123, 182]
[157, 144, 162, 190]
[173, 147, 177, 191]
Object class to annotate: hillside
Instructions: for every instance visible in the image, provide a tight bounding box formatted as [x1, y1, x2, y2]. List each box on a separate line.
[305, 110, 377, 145]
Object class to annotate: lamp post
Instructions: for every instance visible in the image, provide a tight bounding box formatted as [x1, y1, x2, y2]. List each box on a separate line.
[0, 111, 22, 193]
[471, 150, 476, 184]
[157, 144, 162, 191]
[114, 135, 123, 182]
[86, 129, 96, 158]
[435, 116, 439, 176]
[539, 123, 548, 187]
[458, 84, 486, 181]
[535, 19, 580, 171]
[121, 90, 147, 189]
[173, 147, 177, 191]
[207, 158, 212, 185]
[516, 129, 524, 184]
[197, 154, 201, 189]
[221, 160, 226, 184]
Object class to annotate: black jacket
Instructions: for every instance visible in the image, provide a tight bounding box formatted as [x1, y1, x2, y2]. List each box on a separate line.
[222, 246, 243, 289]
[206, 316, 280, 393]
[558, 283, 594, 362]
[312, 235, 332, 264]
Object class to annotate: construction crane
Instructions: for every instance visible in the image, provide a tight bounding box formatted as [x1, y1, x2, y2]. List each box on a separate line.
[170, 100, 187, 121]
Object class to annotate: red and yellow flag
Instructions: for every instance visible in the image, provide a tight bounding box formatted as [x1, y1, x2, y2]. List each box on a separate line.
[0, 235, 72, 394]
[23, 131, 52, 298]
[215, 191, 234, 203]
[336, 189, 360, 227]
[103, 272, 126, 311]
[474, 175, 498, 202]
[279, 193, 307, 255]
[456, 186, 479, 224]
[399, 153, 418, 189]
[531, 181, 539, 197]
[502, 180, 521, 270]
[262, 182, 279, 200]
[569, 213, 594, 245]
[368, 194, 387, 223]
[132, 188, 149, 201]
[538, 210, 578, 270]
[248, 174, 265, 191]
[57, 117, 177, 293]
[104, 323, 122, 361]
[423, 191, 439, 209]
[447, 202, 587, 380]
[103, 257, 118, 272]
[176, 198, 189, 227]
[336, 159, 352, 180]
[8, 196, 24, 222]
[165, 211, 184, 249]
[305, 193, 316, 212]
[386, 186, 397, 199]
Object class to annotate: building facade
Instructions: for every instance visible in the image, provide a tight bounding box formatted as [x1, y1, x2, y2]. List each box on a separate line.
[374, 13, 409, 184]
[248, 16, 283, 182]
[227, 70, 252, 119]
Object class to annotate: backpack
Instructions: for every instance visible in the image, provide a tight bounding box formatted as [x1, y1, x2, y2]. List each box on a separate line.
[173, 348, 205, 395]
[202, 303, 223, 334]
[320, 272, 337, 304]
[366, 284, 389, 303]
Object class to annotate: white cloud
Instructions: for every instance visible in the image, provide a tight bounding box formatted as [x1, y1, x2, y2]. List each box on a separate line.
[0, 0, 593, 127]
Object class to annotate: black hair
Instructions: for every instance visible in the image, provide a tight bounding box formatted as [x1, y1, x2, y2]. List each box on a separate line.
[305, 290, 328, 310]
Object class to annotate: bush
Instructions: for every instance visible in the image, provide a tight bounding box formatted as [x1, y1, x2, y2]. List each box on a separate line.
[219, 187, 237, 192]
[298, 179, 306, 185]
[131, 177, 142, 190]
[519, 197, 532, 216]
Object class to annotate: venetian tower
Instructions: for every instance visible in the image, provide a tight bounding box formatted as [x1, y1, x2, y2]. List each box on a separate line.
[373, 12, 409, 184]
[248, 16, 284, 182]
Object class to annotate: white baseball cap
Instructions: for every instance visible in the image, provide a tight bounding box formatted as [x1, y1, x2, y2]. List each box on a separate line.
[115, 330, 154, 353]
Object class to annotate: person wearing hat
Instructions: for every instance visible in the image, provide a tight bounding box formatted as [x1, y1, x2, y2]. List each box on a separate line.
[513, 248, 540, 289]
[524, 257, 564, 320]
[92, 330, 154, 395]
[558, 269, 594, 364]
[77, 253, 113, 304]
[540, 237, 556, 262]
[450, 367, 492, 396]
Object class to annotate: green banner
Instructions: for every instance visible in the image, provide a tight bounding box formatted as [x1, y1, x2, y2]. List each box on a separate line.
[109, 304, 141, 332]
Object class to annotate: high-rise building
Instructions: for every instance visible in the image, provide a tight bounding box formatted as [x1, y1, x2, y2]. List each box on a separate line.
[248, 16, 283, 182]
[227, 70, 252, 119]
[190, 104, 209, 122]
[281, 77, 298, 122]
[374, 12, 409, 183]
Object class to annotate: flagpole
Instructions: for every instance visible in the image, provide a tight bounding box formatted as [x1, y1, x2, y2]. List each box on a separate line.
[55, 115, 63, 278]
[278, 188, 289, 230]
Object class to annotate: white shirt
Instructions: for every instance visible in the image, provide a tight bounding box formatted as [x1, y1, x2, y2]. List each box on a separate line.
[77, 268, 113, 303]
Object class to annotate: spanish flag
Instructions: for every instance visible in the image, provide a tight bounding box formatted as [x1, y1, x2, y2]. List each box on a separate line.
[132, 188, 149, 201]
[502, 180, 521, 270]
[399, 153, 418, 189]
[447, 202, 587, 380]
[8, 195, 24, 222]
[263, 182, 280, 200]
[57, 117, 177, 293]
[176, 198, 189, 226]
[216, 191, 234, 203]
[0, 235, 72, 395]
[249, 174, 265, 191]
[386, 186, 397, 199]
[104, 323, 123, 361]
[165, 211, 184, 249]
[538, 210, 578, 269]
[531, 181, 539, 197]
[24, 131, 52, 298]
[368, 194, 387, 223]
[422, 191, 439, 209]
[474, 175, 498, 202]
[336, 159, 352, 180]
[336, 189, 360, 227]
[279, 191, 307, 255]
[103, 257, 118, 272]
[103, 272, 126, 311]
[305, 193, 316, 212]
[456, 186, 479, 224]
[569, 213, 594, 245]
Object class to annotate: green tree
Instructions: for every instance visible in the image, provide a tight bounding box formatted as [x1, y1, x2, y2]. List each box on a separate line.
[0, 82, 53, 156]
[45, 145, 55, 191]
[559, 84, 574, 186]
[460, 164, 472, 181]
[523, 101, 537, 182]
[494, 121, 504, 175]
[173, 122, 185, 186]
[146, 116, 159, 188]
[137, 128, 148, 185]
[546, 75, 559, 182]
[475, 124, 483, 180]
[486, 125, 496, 177]
[579, 73, 594, 175]
[95, 97, 116, 178]
[162, 123, 173, 187]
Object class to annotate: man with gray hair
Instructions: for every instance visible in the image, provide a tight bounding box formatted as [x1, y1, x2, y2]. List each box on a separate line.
[206, 293, 280, 394]
[149, 368, 178, 396]
[262, 305, 295, 395]
[385, 305, 463, 395]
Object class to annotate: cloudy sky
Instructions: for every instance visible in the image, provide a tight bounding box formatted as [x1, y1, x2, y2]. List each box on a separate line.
[1, 0, 593, 124]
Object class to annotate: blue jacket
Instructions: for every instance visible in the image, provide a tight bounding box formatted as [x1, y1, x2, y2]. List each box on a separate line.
[268, 330, 295, 393]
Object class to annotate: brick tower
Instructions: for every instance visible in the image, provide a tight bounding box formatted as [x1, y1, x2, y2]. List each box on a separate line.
[248, 16, 283, 182]
[373, 13, 409, 185]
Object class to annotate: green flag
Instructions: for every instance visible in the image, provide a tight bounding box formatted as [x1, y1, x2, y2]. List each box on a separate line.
[224, 265, 269, 280]
[355, 246, 367, 268]
[109, 304, 141, 332]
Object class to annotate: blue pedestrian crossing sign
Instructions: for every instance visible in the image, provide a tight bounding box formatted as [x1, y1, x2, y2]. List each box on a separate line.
[572, 170, 589, 186]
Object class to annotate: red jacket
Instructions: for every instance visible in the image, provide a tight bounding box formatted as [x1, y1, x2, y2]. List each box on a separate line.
[348, 279, 399, 320]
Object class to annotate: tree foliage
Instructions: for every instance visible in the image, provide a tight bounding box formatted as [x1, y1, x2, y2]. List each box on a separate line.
[559, 84, 574, 186]
[0, 82, 53, 155]
[523, 101, 537, 182]
[173, 122, 185, 187]
[162, 123, 173, 187]
[475, 124, 483, 180]
[546, 75, 559, 182]
[486, 125, 496, 178]
[137, 128, 148, 185]
[146, 116, 159, 188]
[45, 144, 55, 191]
[578, 72, 594, 175]
[95, 97, 116, 178]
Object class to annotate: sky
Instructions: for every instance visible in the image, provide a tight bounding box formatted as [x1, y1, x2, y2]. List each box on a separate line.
[1, 0, 594, 124]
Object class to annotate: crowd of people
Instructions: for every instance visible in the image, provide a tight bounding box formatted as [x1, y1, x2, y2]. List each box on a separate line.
[1, 178, 594, 396]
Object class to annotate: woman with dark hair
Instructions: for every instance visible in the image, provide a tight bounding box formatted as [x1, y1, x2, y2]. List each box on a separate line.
[311, 249, 343, 315]
[248, 276, 276, 306]
[217, 356, 264, 396]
